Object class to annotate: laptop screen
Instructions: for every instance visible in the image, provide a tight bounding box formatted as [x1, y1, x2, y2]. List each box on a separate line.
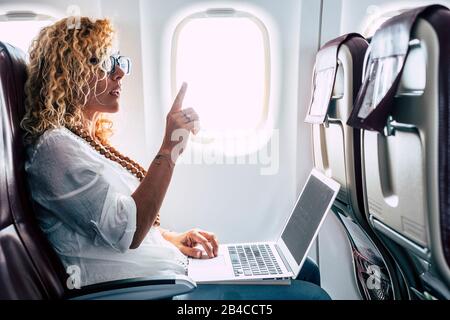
[281, 174, 336, 264]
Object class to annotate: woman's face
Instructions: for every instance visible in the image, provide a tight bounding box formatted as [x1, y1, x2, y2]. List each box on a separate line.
[84, 62, 125, 115]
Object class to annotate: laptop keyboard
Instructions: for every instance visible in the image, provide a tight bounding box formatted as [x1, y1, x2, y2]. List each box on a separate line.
[228, 244, 283, 277]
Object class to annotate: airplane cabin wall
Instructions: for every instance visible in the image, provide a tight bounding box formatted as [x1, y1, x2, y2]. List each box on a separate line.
[0, 0, 319, 255]
[0, 0, 101, 18]
[137, 0, 319, 244]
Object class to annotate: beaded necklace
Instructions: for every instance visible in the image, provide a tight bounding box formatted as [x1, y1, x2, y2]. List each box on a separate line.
[67, 125, 147, 180]
[66, 125, 161, 226]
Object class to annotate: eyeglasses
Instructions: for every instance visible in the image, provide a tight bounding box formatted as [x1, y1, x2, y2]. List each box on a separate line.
[102, 55, 132, 76]
[90, 55, 132, 76]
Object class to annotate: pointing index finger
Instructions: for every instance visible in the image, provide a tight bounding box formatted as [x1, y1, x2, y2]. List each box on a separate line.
[171, 82, 187, 112]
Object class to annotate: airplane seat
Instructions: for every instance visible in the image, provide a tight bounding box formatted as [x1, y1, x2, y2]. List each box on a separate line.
[308, 34, 367, 223]
[306, 34, 402, 299]
[0, 41, 66, 299]
[347, 5, 450, 299]
[0, 41, 195, 300]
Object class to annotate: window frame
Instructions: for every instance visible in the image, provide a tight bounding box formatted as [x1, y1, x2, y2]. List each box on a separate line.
[0, 10, 58, 54]
[170, 8, 272, 146]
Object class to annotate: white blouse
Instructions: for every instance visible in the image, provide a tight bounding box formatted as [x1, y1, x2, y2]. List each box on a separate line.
[24, 126, 187, 287]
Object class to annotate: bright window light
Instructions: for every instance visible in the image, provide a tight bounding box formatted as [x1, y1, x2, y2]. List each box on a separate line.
[172, 10, 270, 145]
[0, 19, 54, 54]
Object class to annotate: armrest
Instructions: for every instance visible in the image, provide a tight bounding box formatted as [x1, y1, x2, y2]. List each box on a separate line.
[65, 275, 196, 300]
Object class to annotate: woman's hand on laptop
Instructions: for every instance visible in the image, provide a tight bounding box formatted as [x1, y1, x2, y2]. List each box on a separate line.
[160, 228, 219, 259]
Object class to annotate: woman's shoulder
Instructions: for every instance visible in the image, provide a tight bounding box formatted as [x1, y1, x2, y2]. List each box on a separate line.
[26, 126, 83, 164]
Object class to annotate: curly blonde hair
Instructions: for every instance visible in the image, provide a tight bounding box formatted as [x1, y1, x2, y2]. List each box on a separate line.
[20, 16, 116, 145]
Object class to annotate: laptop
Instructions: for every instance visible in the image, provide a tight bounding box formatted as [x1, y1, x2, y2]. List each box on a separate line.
[187, 168, 340, 284]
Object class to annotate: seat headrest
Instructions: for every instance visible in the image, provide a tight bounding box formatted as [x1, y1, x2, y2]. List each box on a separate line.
[0, 42, 27, 123]
[346, 4, 450, 132]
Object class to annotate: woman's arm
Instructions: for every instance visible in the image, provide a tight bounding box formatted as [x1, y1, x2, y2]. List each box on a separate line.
[129, 152, 175, 249]
[129, 83, 199, 249]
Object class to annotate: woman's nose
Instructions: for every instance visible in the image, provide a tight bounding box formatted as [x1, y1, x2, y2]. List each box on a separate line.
[111, 66, 125, 80]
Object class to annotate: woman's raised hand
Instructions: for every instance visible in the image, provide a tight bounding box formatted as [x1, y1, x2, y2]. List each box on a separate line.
[160, 82, 200, 162]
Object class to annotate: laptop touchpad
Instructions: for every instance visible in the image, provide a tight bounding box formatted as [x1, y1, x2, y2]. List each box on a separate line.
[188, 254, 232, 279]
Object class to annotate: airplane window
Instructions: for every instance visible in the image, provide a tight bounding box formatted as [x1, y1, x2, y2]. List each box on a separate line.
[0, 12, 55, 54]
[171, 9, 271, 152]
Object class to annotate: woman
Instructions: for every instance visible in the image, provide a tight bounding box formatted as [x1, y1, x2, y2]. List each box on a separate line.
[21, 17, 330, 300]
